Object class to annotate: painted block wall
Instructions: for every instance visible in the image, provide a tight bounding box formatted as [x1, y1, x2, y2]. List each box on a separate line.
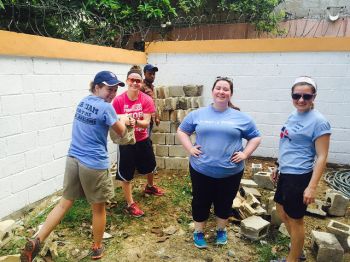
[148, 52, 350, 165]
[0, 56, 131, 219]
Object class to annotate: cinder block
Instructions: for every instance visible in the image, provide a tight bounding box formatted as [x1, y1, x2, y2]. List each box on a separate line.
[240, 179, 258, 188]
[2, 94, 35, 115]
[155, 157, 165, 169]
[306, 199, 327, 218]
[164, 98, 179, 111]
[251, 163, 262, 175]
[327, 220, 350, 252]
[165, 157, 188, 170]
[155, 145, 169, 157]
[164, 133, 174, 145]
[155, 86, 166, 99]
[190, 97, 200, 108]
[159, 110, 170, 121]
[279, 223, 290, 237]
[253, 172, 274, 190]
[151, 133, 166, 145]
[168, 145, 188, 157]
[325, 189, 349, 216]
[0, 220, 15, 248]
[169, 110, 177, 122]
[170, 122, 180, 133]
[242, 186, 261, 198]
[153, 121, 171, 133]
[311, 231, 344, 262]
[183, 85, 203, 97]
[155, 99, 165, 111]
[240, 215, 270, 240]
[178, 97, 191, 110]
[176, 110, 186, 122]
[168, 86, 185, 97]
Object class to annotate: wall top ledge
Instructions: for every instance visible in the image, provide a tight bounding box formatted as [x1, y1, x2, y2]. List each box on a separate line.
[0, 30, 146, 64]
[146, 37, 350, 53]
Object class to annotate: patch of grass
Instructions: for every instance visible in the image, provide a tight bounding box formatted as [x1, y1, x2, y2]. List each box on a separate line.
[256, 233, 289, 262]
[26, 205, 55, 228]
[0, 238, 26, 256]
[61, 199, 91, 227]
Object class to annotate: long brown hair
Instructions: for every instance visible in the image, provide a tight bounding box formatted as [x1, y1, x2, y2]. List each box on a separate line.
[212, 77, 240, 111]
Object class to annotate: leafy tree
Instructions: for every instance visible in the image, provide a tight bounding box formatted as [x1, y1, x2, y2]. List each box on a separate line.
[0, 0, 285, 47]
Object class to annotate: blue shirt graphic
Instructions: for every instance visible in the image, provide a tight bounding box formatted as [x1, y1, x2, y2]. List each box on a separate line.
[279, 109, 331, 174]
[68, 95, 118, 170]
[179, 105, 260, 178]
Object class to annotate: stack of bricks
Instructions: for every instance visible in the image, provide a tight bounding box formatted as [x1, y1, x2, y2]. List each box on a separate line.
[151, 85, 203, 170]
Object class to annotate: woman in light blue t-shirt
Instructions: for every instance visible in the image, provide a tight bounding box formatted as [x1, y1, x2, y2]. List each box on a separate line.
[177, 77, 261, 249]
[271, 76, 331, 262]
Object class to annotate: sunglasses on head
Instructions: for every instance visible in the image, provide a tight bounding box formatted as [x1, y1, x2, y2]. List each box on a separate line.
[216, 76, 233, 82]
[291, 93, 315, 100]
[128, 78, 142, 84]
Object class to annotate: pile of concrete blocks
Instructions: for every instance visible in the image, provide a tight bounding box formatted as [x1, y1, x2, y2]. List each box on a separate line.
[232, 189, 266, 220]
[306, 189, 349, 218]
[152, 85, 203, 170]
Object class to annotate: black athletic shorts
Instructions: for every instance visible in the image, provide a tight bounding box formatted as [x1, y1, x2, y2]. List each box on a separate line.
[116, 138, 156, 181]
[274, 171, 312, 219]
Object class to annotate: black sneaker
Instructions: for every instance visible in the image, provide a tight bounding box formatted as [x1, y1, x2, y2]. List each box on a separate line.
[91, 244, 105, 260]
[20, 238, 41, 262]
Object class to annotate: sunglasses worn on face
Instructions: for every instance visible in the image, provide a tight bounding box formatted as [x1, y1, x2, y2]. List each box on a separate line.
[128, 78, 141, 84]
[291, 93, 314, 100]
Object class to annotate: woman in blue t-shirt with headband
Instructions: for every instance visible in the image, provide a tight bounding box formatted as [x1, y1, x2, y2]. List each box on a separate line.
[177, 76, 261, 249]
[271, 76, 331, 262]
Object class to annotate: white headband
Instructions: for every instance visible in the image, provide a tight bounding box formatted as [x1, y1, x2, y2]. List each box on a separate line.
[293, 77, 317, 90]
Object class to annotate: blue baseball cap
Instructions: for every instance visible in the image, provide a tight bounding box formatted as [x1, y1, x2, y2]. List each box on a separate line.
[143, 64, 158, 73]
[93, 71, 125, 87]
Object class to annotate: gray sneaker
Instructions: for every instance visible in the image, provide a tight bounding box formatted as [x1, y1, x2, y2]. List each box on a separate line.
[90, 244, 104, 260]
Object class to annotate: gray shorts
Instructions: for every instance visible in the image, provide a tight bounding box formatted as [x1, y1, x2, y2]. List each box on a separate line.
[62, 156, 115, 203]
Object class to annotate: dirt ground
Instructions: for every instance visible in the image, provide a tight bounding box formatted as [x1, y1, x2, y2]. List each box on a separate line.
[2, 157, 350, 262]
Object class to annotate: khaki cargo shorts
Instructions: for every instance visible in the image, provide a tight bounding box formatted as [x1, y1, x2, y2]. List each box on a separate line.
[62, 156, 115, 203]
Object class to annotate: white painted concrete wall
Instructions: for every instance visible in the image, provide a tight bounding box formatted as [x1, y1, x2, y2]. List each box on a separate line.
[0, 56, 131, 219]
[148, 52, 350, 165]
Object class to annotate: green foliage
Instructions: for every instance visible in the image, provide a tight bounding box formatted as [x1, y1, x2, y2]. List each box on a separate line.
[255, 232, 290, 261]
[61, 199, 91, 226]
[1, 0, 285, 46]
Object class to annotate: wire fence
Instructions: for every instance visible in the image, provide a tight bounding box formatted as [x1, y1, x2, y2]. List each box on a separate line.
[1, 2, 350, 49]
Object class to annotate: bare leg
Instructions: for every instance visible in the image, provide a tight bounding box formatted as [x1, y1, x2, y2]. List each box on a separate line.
[146, 173, 154, 186]
[276, 203, 304, 262]
[121, 181, 133, 205]
[276, 203, 291, 234]
[216, 217, 227, 229]
[287, 216, 304, 262]
[194, 221, 206, 232]
[92, 202, 106, 247]
[37, 198, 74, 242]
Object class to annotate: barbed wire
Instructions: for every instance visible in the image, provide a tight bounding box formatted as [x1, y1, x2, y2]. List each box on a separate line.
[1, 2, 350, 50]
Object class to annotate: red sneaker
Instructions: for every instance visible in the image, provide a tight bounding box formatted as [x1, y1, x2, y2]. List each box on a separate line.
[144, 184, 165, 196]
[125, 202, 144, 217]
[20, 238, 41, 262]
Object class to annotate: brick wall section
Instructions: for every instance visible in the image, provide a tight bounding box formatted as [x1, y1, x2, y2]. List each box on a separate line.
[151, 85, 202, 170]
[0, 56, 132, 219]
[149, 52, 350, 165]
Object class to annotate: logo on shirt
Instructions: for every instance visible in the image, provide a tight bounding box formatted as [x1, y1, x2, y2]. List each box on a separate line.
[280, 126, 291, 141]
